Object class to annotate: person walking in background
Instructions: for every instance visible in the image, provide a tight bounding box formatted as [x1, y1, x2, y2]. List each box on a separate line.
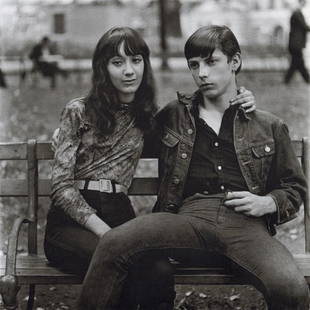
[0, 67, 7, 88]
[284, 0, 310, 84]
[29, 36, 67, 89]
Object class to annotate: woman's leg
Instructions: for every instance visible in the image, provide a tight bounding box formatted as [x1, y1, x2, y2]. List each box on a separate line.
[45, 192, 177, 309]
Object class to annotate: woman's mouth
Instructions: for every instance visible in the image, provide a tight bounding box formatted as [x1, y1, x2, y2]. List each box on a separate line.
[123, 79, 136, 85]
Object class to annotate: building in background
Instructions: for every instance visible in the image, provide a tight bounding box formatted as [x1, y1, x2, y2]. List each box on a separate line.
[0, 0, 308, 57]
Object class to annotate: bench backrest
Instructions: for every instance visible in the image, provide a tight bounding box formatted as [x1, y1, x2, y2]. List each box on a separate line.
[0, 139, 309, 252]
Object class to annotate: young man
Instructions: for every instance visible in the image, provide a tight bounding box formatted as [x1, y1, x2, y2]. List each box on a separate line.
[78, 25, 309, 310]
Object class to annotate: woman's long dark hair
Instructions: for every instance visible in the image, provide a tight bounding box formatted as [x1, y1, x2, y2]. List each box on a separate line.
[85, 26, 157, 134]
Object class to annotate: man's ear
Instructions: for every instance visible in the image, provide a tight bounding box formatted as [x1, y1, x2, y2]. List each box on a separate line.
[231, 52, 241, 72]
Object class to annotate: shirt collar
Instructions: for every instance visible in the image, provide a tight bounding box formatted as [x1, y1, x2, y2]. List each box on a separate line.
[177, 90, 251, 121]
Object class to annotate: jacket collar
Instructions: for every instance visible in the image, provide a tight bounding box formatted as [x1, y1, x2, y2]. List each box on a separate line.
[177, 90, 251, 121]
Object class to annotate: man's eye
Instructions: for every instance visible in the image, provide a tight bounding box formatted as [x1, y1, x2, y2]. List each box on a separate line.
[207, 59, 216, 65]
[189, 62, 199, 69]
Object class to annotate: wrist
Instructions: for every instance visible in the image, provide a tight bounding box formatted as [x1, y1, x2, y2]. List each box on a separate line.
[265, 196, 277, 214]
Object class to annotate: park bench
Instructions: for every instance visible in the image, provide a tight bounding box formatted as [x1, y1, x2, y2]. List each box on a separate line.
[0, 139, 309, 310]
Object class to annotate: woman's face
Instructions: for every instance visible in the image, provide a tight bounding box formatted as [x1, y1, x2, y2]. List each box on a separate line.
[107, 42, 144, 103]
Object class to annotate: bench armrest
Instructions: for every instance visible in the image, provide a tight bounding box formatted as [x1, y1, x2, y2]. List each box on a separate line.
[5, 215, 29, 275]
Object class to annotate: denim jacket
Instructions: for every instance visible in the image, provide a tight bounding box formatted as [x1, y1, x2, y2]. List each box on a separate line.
[147, 91, 307, 234]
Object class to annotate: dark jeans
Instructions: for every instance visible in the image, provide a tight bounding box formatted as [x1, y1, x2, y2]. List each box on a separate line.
[285, 48, 310, 84]
[44, 190, 175, 310]
[78, 193, 309, 310]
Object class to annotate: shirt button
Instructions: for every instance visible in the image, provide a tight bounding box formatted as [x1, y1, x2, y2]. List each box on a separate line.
[217, 165, 222, 171]
[187, 129, 193, 135]
[214, 141, 219, 147]
[220, 185, 225, 191]
[181, 153, 188, 159]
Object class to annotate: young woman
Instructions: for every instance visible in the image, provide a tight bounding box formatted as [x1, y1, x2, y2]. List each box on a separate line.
[44, 26, 256, 310]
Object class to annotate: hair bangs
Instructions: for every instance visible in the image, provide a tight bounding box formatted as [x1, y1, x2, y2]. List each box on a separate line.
[105, 27, 150, 59]
[185, 30, 218, 60]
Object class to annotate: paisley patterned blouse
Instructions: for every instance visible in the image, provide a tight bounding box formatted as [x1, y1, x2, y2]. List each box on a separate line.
[51, 98, 144, 226]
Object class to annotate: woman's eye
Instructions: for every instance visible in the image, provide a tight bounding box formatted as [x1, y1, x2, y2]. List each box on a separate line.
[132, 56, 143, 64]
[111, 59, 123, 66]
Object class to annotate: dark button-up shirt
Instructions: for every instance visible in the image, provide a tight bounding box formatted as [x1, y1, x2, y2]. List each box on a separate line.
[51, 98, 144, 226]
[184, 104, 247, 198]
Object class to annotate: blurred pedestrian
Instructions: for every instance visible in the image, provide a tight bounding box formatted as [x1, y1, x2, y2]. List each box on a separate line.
[0, 67, 7, 88]
[284, 0, 310, 84]
[29, 36, 68, 89]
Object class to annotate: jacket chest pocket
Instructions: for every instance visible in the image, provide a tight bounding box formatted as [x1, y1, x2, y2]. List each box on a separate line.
[161, 131, 180, 169]
[251, 141, 275, 182]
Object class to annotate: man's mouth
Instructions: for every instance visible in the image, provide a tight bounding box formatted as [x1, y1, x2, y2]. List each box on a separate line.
[200, 83, 213, 89]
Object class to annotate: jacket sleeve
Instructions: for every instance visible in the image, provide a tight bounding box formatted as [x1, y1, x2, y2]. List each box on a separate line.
[267, 121, 307, 225]
[50, 102, 96, 226]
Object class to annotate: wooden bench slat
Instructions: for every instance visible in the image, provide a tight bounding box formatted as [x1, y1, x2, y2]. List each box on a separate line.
[0, 143, 27, 160]
[0, 178, 159, 197]
[1, 253, 310, 286]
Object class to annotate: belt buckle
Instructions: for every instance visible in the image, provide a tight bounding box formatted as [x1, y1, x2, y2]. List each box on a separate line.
[99, 179, 113, 193]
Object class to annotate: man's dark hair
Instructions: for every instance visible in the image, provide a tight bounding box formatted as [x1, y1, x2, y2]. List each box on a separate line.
[184, 25, 242, 74]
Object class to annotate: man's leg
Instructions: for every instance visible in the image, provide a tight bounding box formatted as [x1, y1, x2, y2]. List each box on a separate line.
[77, 212, 208, 310]
[217, 206, 309, 310]
[284, 51, 297, 84]
[295, 50, 310, 83]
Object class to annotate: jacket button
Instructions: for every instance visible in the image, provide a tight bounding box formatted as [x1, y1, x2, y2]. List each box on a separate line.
[181, 153, 188, 159]
[187, 129, 193, 135]
[173, 178, 180, 185]
[265, 145, 271, 153]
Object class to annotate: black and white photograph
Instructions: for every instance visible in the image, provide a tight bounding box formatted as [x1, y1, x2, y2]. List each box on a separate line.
[0, 0, 309, 309]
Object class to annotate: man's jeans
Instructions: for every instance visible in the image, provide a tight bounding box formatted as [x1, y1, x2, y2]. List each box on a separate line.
[44, 190, 175, 309]
[78, 193, 309, 310]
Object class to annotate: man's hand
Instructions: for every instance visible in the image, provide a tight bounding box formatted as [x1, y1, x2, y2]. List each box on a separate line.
[224, 191, 276, 217]
[230, 86, 256, 113]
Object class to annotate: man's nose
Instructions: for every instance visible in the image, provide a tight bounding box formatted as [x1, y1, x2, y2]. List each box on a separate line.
[199, 64, 209, 79]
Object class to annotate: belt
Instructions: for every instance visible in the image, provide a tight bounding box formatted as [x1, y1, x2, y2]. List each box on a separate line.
[76, 179, 128, 194]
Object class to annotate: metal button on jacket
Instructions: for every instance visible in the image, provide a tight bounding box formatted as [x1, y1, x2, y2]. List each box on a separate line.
[181, 153, 188, 159]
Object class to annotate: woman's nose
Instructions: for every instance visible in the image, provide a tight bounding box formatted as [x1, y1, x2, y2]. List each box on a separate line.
[124, 61, 134, 76]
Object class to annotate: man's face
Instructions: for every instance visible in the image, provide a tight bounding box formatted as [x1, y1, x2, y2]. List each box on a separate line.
[187, 48, 239, 99]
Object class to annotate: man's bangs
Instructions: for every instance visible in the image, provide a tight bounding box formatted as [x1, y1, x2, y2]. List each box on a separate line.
[185, 31, 218, 60]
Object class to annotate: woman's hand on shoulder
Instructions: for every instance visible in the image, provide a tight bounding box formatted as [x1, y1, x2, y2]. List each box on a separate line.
[230, 86, 256, 113]
[85, 214, 111, 238]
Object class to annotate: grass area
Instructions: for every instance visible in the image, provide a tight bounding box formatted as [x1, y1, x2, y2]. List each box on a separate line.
[0, 70, 309, 309]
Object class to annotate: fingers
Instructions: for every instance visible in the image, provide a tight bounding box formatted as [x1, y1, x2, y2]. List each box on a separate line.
[225, 191, 249, 199]
[234, 205, 251, 213]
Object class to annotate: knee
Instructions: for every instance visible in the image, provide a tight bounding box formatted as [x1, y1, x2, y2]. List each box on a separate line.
[266, 275, 309, 309]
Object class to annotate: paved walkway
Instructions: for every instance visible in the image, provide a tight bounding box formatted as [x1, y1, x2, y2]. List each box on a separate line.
[1, 55, 310, 74]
